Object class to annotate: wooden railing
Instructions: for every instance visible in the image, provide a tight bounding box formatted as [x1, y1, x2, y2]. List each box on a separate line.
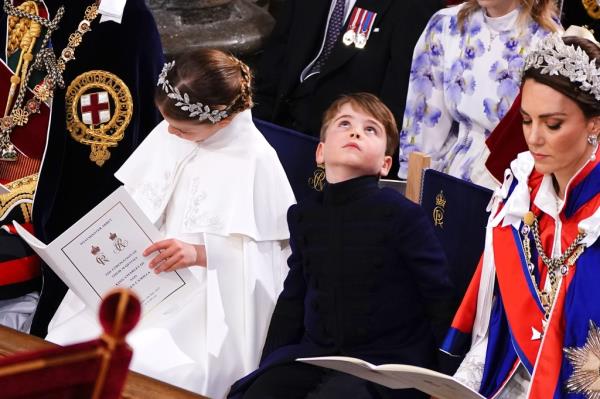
[0, 325, 208, 399]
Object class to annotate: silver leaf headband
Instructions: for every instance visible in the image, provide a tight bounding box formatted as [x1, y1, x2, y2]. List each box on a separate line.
[523, 30, 600, 102]
[157, 60, 229, 124]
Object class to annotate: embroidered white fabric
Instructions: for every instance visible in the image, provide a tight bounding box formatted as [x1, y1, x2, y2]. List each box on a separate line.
[115, 110, 294, 241]
[137, 170, 173, 214]
[454, 336, 531, 398]
[497, 365, 530, 399]
[454, 334, 488, 392]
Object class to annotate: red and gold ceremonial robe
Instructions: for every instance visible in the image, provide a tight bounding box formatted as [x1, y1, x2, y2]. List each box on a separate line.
[0, 0, 53, 322]
[442, 150, 600, 398]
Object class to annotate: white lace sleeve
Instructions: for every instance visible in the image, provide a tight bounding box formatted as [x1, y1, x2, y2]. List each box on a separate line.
[453, 334, 488, 392]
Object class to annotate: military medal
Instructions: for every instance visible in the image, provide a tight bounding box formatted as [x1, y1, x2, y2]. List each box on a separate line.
[354, 9, 377, 49]
[342, 7, 362, 46]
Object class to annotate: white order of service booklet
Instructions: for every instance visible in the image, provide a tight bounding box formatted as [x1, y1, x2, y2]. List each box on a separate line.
[14, 186, 198, 323]
[297, 356, 485, 399]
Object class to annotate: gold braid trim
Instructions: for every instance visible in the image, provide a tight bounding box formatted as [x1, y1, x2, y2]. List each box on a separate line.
[0, 173, 37, 221]
[7, 1, 38, 56]
[582, 0, 600, 20]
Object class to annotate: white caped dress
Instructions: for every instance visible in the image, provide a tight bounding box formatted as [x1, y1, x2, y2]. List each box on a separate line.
[45, 110, 296, 398]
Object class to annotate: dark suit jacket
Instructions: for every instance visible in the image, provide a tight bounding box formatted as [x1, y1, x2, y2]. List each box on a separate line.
[254, 0, 444, 136]
[29, 0, 164, 337]
[229, 175, 455, 397]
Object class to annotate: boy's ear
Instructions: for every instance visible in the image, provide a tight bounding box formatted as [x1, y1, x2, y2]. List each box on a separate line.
[379, 155, 393, 177]
[315, 142, 325, 165]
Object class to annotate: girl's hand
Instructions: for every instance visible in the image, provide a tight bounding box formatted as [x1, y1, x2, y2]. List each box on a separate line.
[143, 239, 207, 274]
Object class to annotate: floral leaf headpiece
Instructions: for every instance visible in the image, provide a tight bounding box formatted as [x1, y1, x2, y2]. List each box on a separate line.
[157, 61, 229, 124]
[523, 26, 600, 102]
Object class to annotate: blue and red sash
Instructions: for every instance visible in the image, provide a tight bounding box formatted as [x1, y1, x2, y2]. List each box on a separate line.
[442, 160, 600, 398]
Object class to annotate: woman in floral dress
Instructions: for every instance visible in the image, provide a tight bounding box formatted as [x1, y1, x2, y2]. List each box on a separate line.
[399, 0, 559, 188]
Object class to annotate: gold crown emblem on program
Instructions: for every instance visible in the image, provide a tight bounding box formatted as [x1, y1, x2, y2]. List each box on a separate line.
[435, 191, 446, 208]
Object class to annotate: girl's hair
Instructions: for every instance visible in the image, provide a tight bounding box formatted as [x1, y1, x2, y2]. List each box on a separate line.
[320, 93, 399, 156]
[522, 36, 600, 119]
[155, 48, 253, 123]
[456, 0, 559, 34]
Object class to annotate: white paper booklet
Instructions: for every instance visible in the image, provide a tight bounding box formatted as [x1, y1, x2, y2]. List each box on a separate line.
[14, 186, 199, 321]
[297, 356, 485, 399]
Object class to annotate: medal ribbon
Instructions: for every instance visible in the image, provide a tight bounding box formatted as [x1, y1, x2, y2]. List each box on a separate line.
[356, 9, 368, 36]
[346, 7, 361, 33]
[359, 11, 376, 39]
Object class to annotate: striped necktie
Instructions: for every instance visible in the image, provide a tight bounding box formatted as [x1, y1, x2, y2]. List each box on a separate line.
[309, 0, 346, 75]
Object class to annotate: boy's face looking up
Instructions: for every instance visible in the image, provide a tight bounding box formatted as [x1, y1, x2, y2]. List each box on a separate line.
[316, 102, 392, 183]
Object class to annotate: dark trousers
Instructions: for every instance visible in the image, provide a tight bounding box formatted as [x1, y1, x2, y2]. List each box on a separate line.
[240, 362, 427, 399]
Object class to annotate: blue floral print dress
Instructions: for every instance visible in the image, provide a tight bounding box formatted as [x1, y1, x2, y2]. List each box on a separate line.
[399, 5, 552, 188]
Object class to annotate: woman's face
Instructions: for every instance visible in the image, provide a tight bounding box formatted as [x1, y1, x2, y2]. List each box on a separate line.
[520, 79, 599, 184]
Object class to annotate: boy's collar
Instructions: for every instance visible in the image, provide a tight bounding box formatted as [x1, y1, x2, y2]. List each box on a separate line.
[323, 175, 379, 206]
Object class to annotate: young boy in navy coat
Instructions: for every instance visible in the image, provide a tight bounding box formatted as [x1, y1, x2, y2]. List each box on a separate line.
[230, 93, 454, 398]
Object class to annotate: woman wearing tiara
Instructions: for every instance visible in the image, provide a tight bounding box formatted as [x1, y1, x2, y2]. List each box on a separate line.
[45, 49, 296, 399]
[398, 0, 560, 188]
[441, 27, 600, 398]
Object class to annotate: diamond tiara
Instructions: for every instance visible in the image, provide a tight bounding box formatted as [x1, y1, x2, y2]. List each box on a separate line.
[157, 61, 229, 124]
[523, 30, 600, 102]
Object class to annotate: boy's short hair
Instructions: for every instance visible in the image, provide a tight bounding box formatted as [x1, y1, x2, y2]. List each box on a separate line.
[319, 93, 399, 156]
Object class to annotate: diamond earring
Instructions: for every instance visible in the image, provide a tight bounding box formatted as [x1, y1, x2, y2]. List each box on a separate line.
[589, 135, 599, 161]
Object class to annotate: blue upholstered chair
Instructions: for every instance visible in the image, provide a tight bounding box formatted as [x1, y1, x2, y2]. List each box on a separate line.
[419, 169, 493, 300]
[253, 118, 319, 201]
[418, 168, 493, 374]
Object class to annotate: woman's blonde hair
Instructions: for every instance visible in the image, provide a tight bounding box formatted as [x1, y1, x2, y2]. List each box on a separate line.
[456, 0, 559, 33]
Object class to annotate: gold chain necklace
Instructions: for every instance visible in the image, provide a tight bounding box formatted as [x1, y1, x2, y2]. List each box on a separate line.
[520, 211, 586, 320]
[0, 1, 100, 161]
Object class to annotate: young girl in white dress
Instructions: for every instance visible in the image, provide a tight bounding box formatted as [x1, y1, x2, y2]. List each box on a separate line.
[45, 49, 296, 399]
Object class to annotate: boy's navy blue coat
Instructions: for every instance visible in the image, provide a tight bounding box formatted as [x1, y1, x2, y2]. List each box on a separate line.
[230, 175, 454, 397]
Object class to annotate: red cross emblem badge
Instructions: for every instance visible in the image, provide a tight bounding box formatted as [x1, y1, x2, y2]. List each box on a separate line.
[66, 71, 133, 166]
[80, 91, 111, 125]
